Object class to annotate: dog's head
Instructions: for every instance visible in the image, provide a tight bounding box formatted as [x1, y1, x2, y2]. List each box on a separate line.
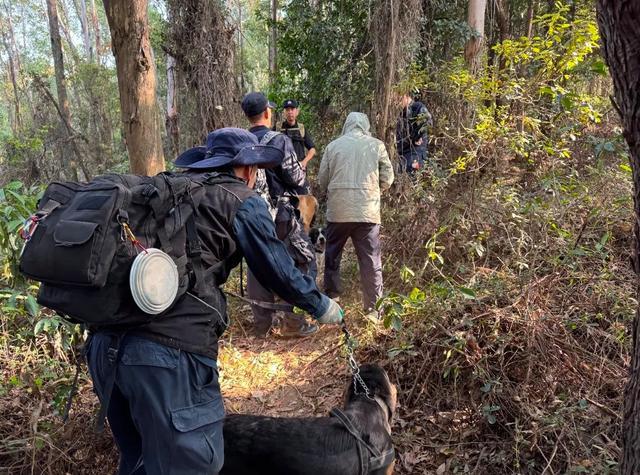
[308, 227, 326, 254]
[344, 364, 397, 426]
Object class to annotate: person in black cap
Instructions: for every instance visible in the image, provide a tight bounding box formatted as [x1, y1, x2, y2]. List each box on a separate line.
[85, 127, 343, 475]
[241, 92, 319, 338]
[281, 99, 316, 171]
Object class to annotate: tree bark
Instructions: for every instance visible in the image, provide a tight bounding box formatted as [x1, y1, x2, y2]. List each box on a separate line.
[596, 1, 640, 473]
[526, 0, 536, 38]
[103, 0, 165, 176]
[73, 0, 93, 61]
[268, 0, 278, 83]
[57, 0, 80, 61]
[90, 0, 101, 62]
[0, 18, 21, 132]
[46, 0, 79, 180]
[464, 0, 487, 74]
[166, 53, 179, 159]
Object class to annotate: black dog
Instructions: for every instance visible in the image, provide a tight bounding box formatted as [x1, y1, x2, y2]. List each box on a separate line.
[308, 226, 326, 254]
[221, 364, 397, 475]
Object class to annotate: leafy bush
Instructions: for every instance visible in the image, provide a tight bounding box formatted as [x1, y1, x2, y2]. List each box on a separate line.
[0, 181, 42, 286]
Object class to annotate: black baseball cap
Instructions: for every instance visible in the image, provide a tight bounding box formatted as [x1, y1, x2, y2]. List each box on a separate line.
[282, 99, 299, 109]
[241, 92, 277, 117]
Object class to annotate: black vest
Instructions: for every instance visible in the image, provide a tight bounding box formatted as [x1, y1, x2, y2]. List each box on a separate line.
[133, 172, 255, 359]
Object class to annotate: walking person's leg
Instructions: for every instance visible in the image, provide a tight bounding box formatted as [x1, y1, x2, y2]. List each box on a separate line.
[323, 222, 352, 300]
[351, 223, 384, 317]
[247, 269, 276, 337]
[116, 337, 225, 475]
[275, 202, 318, 336]
[86, 333, 145, 475]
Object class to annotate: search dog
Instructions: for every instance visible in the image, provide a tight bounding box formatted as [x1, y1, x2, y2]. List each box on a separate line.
[221, 363, 397, 475]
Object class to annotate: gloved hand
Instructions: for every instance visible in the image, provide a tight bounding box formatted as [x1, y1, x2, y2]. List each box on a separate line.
[317, 298, 344, 325]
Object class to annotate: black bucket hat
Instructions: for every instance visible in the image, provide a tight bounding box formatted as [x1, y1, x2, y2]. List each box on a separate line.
[174, 127, 283, 169]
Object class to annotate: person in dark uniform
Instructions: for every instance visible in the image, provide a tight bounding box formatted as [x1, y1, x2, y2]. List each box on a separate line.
[86, 128, 343, 475]
[241, 92, 319, 338]
[396, 90, 433, 175]
[281, 99, 316, 171]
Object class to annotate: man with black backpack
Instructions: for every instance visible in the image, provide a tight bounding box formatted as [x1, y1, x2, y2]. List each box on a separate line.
[19, 128, 344, 475]
[241, 92, 319, 338]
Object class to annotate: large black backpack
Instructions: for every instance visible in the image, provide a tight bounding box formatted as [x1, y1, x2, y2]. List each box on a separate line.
[19, 172, 207, 327]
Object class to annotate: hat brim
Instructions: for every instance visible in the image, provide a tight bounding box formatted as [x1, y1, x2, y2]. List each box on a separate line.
[175, 144, 283, 170]
[232, 144, 283, 168]
[267, 101, 277, 109]
[174, 146, 206, 168]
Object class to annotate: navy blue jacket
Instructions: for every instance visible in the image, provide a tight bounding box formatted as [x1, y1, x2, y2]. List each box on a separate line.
[233, 195, 328, 315]
[134, 173, 328, 359]
[396, 100, 432, 155]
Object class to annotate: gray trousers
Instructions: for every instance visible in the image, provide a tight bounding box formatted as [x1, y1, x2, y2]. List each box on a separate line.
[247, 202, 316, 334]
[323, 222, 383, 311]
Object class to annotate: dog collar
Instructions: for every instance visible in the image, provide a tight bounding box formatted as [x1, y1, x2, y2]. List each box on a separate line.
[330, 407, 395, 474]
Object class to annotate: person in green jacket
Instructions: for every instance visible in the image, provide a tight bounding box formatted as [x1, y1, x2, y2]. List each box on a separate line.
[317, 112, 395, 324]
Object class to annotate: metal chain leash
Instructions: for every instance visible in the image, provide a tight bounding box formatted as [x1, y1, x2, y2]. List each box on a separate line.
[340, 322, 374, 401]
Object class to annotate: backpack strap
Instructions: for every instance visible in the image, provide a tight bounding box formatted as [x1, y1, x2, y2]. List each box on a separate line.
[185, 206, 211, 298]
[260, 130, 281, 145]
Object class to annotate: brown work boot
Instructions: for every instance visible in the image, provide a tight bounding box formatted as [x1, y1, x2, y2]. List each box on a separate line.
[279, 320, 319, 338]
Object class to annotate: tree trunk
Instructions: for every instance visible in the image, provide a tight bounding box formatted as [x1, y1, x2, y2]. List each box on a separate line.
[0, 16, 21, 132]
[526, 0, 535, 38]
[268, 0, 278, 83]
[57, 0, 80, 61]
[238, 0, 245, 92]
[103, 0, 165, 176]
[596, 1, 640, 473]
[46, 0, 79, 180]
[166, 53, 179, 159]
[74, 0, 93, 61]
[90, 0, 101, 62]
[464, 0, 487, 73]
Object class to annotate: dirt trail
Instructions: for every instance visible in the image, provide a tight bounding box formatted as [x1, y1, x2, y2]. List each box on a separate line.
[219, 304, 353, 419]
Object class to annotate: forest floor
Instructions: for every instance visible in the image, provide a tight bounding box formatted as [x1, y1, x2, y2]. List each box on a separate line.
[0, 212, 630, 474]
[1, 247, 429, 474]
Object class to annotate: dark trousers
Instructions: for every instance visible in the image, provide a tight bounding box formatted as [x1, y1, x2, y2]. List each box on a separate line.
[400, 148, 427, 174]
[247, 202, 317, 333]
[86, 334, 224, 475]
[323, 222, 383, 311]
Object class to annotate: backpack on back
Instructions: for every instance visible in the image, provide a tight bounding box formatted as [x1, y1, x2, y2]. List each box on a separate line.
[19, 172, 207, 327]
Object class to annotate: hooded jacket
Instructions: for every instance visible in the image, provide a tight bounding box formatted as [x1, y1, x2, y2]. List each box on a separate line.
[318, 112, 394, 224]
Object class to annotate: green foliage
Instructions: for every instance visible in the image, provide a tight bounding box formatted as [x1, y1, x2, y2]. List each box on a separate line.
[275, 0, 373, 122]
[432, 2, 607, 167]
[0, 181, 41, 285]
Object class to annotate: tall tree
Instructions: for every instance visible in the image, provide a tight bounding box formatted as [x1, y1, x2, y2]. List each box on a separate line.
[73, 0, 94, 61]
[46, 0, 79, 180]
[596, 1, 640, 473]
[269, 0, 278, 83]
[166, 53, 179, 158]
[103, 0, 165, 175]
[166, 0, 241, 143]
[464, 0, 487, 73]
[90, 0, 101, 62]
[0, 8, 21, 132]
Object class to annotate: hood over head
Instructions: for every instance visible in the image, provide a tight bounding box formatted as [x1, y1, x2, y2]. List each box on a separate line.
[341, 112, 371, 136]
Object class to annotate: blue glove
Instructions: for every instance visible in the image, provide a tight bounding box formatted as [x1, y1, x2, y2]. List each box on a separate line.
[317, 298, 344, 324]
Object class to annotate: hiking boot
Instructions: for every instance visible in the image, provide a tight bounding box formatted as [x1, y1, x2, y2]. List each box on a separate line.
[279, 321, 319, 338]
